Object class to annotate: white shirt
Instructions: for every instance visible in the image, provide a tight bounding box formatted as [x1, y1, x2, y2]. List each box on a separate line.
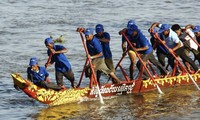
[183, 29, 198, 50]
[161, 29, 183, 49]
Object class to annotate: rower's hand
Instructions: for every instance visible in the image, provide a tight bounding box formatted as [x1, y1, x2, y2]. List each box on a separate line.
[168, 48, 174, 54]
[76, 27, 85, 32]
[149, 26, 158, 34]
[87, 54, 91, 59]
[45, 63, 50, 68]
[132, 46, 137, 52]
[49, 49, 56, 54]
[45, 77, 50, 82]
[119, 28, 127, 35]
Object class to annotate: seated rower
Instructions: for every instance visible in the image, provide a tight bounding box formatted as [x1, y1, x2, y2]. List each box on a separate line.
[27, 57, 62, 90]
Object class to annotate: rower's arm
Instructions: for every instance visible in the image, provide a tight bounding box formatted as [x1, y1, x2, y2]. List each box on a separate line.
[121, 41, 127, 53]
[185, 24, 195, 30]
[51, 48, 67, 54]
[172, 41, 181, 51]
[90, 52, 103, 59]
[99, 38, 110, 43]
[149, 22, 160, 32]
[135, 45, 149, 52]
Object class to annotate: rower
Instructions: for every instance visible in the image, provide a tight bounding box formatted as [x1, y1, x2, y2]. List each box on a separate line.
[124, 23, 169, 80]
[77, 27, 121, 85]
[171, 24, 200, 72]
[150, 23, 200, 75]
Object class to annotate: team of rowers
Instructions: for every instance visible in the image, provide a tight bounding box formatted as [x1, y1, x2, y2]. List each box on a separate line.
[26, 20, 200, 90]
[77, 21, 200, 80]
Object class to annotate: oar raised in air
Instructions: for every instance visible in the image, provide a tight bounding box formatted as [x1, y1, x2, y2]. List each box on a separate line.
[122, 33, 164, 94]
[79, 31, 104, 104]
[153, 33, 200, 90]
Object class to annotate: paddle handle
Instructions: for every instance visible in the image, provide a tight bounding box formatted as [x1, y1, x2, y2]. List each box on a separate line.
[153, 33, 188, 72]
[153, 33, 200, 90]
[122, 33, 163, 94]
[186, 32, 200, 48]
[45, 53, 53, 68]
[76, 58, 89, 88]
[79, 32, 104, 104]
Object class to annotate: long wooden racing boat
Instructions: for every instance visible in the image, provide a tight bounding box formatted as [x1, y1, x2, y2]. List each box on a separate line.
[11, 32, 200, 106]
[11, 71, 200, 106]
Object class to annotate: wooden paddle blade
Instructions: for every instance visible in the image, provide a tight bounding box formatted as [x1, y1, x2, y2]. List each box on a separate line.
[156, 84, 164, 94]
[187, 73, 200, 90]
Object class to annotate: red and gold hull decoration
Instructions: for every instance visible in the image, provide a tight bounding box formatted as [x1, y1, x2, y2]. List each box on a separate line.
[142, 73, 200, 88]
[11, 73, 89, 106]
[11, 73, 200, 106]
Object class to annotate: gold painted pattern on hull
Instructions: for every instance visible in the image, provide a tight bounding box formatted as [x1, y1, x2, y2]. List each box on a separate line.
[11, 73, 90, 106]
[142, 73, 200, 88]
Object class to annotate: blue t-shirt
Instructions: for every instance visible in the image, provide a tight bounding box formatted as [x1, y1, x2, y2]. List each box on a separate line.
[27, 66, 49, 85]
[86, 36, 104, 58]
[47, 45, 71, 72]
[95, 32, 112, 58]
[123, 30, 152, 54]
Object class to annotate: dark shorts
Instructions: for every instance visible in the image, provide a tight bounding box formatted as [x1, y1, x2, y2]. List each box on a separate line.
[55, 69, 75, 86]
[105, 58, 115, 73]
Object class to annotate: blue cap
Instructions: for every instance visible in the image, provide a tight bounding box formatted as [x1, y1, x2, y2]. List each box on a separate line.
[84, 28, 94, 36]
[127, 20, 136, 29]
[95, 24, 104, 33]
[193, 26, 200, 33]
[44, 38, 53, 45]
[158, 24, 170, 33]
[128, 24, 138, 35]
[29, 57, 38, 66]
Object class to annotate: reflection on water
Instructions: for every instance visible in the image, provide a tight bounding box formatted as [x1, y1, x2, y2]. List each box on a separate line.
[33, 85, 200, 120]
[35, 103, 89, 120]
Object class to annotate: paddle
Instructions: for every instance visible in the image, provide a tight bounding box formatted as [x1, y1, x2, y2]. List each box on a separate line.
[45, 35, 64, 68]
[76, 58, 89, 88]
[185, 32, 200, 48]
[153, 33, 200, 90]
[45, 53, 53, 68]
[122, 33, 164, 94]
[106, 48, 129, 82]
[79, 31, 104, 104]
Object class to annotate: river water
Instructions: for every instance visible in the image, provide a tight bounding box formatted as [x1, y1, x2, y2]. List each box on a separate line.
[1, 0, 200, 120]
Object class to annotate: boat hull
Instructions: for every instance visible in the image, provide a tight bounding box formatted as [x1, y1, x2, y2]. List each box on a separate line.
[11, 73, 200, 106]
